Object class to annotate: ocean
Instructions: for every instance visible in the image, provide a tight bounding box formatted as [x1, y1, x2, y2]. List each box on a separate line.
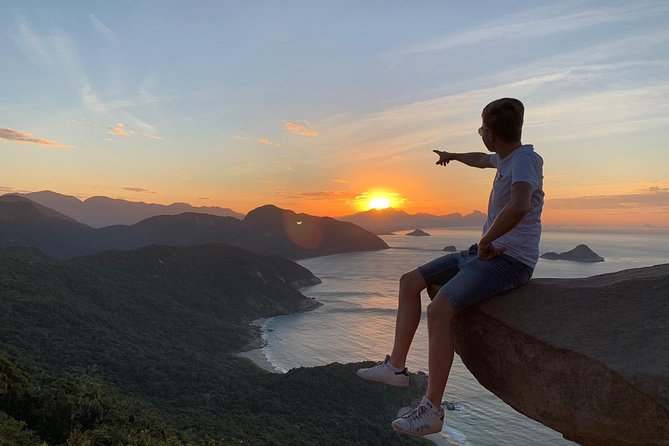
[260, 227, 669, 445]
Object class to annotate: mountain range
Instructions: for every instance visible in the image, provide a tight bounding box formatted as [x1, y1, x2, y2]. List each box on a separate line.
[339, 207, 487, 234]
[5, 190, 488, 235]
[0, 194, 388, 259]
[14, 190, 244, 227]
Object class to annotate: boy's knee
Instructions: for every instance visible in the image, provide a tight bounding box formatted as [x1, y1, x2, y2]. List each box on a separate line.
[427, 294, 456, 322]
[399, 269, 426, 294]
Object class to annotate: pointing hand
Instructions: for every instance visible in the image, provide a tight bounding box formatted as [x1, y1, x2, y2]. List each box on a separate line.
[433, 150, 453, 166]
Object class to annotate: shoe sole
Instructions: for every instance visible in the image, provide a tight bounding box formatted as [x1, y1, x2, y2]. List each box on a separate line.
[356, 372, 409, 387]
[391, 423, 442, 436]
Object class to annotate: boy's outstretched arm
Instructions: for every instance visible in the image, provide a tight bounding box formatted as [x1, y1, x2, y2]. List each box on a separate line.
[433, 150, 494, 169]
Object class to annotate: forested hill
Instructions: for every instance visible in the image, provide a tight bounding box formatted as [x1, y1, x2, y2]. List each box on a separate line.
[0, 244, 320, 370]
[0, 245, 427, 445]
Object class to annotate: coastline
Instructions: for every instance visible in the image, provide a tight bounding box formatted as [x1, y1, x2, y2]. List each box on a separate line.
[237, 294, 322, 373]
[239, 313, 454, 445]
[238, 348, 283, 374]
[237, 318, 284, 374]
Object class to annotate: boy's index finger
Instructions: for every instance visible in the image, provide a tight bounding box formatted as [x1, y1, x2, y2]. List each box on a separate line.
[433, 150, 450, 165]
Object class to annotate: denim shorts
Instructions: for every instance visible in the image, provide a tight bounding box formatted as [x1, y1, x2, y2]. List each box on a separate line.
[418, 244, 533, 313]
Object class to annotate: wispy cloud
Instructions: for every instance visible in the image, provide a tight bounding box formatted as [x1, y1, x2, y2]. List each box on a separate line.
[121, 187, 156, 194]
[316, 59, 669, 167]
[0, 186, 31, 194]
[256, 137, 281, 148]
[81, 85, 176, 114]
[0, 128, 72, 148]
[81, 86, 164, 140]
[283, 120, 318, 137]
[528, 84, 669, 141]
[89, 14, 117, 44]
[108, 122, 132, 136]
[390, 3, 668, 57]
[548, 188, 669, 210]
[13, 19, 86, 84]
[235, 134, 281, 148]
[298, 191, 355, 200]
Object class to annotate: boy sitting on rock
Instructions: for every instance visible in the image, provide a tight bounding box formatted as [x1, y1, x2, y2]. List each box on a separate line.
[358, 98, 544, 436]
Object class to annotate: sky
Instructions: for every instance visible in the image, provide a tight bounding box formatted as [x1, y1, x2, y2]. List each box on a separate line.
[1, 0, 669, 227]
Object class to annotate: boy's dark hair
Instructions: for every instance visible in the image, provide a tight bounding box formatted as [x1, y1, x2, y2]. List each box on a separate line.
[482, 98, 524, 143]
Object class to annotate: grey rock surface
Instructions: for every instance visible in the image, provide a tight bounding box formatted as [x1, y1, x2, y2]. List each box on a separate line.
[447, 264, 669, 445]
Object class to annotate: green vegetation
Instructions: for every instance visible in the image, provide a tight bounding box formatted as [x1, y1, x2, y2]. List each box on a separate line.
[0, 245, 428, 445]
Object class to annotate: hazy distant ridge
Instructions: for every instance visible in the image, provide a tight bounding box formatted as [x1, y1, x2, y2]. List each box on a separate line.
[340, 207, 487, 234]
[15, 190, 245, 227]
[0, 196, 388, 259]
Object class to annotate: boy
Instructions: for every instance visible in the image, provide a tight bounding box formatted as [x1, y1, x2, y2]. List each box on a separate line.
[357, 98, 544, 436]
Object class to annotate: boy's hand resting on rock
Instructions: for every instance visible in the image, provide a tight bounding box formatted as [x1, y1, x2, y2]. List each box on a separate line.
[477, 240, 505, 260]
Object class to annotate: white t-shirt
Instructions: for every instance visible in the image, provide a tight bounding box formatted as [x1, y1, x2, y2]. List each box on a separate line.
[484, 144, 544, 268]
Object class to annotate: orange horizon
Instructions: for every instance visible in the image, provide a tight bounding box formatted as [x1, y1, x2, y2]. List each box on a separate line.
[5, 186, 668, 229]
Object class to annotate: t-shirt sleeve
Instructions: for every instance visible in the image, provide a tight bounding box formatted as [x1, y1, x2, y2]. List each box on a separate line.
[490, 154, 500, 167]
[511, 152, 543, 191]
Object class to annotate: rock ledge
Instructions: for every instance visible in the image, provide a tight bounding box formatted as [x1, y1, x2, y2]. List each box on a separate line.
[449, 264, 669, 445]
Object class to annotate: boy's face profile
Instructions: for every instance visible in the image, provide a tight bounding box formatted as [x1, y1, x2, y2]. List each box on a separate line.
[479, 122, 496, 153]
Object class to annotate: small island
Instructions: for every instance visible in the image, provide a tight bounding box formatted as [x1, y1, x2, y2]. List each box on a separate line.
[540, 244, 604, 262]
[406, 229, 431, 236]
[443, 245, 457, 252]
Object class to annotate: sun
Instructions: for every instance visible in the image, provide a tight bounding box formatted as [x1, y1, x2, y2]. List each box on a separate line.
[354, 190, 404, 212]
[369, 196, 391, 210]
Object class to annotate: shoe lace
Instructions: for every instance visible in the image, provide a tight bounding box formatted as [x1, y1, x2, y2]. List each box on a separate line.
[400, 404, 430, 429]
[371, 358, 388, 369]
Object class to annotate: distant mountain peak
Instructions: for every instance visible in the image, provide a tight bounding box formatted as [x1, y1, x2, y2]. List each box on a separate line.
[14, 190, 245, 227]
[0, 194, 79, 223]
[338, 207, 486, 234]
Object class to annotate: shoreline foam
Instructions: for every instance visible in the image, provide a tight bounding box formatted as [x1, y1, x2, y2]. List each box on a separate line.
[237, 348, 283, 374]
[237, 318, 284, 374]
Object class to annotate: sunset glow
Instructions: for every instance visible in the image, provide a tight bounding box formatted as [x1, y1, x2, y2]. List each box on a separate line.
[369, 197, 391, 210]
[352, 190, 406, 212]
[1, 3, 668, 227]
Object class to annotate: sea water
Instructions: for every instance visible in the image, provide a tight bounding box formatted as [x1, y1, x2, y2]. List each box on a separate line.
[261, 227, 669, 445]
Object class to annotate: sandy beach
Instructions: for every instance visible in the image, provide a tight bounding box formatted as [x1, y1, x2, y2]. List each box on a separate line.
[237, 318, 284, 374]
[238, 348, 283, 374]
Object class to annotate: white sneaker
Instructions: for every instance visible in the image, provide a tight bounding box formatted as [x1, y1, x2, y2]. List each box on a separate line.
[356, 355, 409, 387]
[392, 396, 444, 436]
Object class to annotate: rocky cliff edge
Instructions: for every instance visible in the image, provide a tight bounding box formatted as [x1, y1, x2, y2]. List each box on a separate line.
[434, 264, 669, 446]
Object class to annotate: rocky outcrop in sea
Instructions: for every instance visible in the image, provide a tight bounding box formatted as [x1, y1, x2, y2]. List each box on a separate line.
[540, 244, 604, 262]
[406, 229, 430, 236]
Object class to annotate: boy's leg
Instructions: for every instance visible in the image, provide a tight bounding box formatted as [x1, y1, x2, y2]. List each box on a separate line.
[391, 292, 454, 436]
[356, 269, 425, 387]
[389, 250, 464, 369]
[391, 251, 533, 436]
[425, 291, 456, 406]
[389, 269, 426, 369]
[358, 252, 462, 387]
